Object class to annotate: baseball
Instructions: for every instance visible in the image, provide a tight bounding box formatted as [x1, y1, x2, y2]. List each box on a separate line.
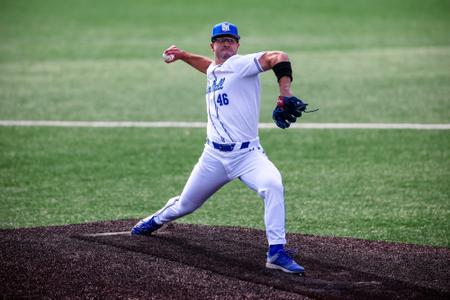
[162, 53, 174, 62]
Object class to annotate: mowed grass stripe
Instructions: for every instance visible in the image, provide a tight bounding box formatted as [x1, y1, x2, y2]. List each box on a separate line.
[0, 120, 449, 130]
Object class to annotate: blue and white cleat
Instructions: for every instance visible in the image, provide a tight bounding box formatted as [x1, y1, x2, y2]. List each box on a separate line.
[131, 215, 163, 236]
[266, 249, 305, 275]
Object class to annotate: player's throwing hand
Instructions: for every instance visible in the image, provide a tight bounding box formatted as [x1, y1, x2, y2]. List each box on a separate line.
[162, 45, 183, 63]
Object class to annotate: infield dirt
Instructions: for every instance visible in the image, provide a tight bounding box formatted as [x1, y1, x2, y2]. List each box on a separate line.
[1, 220, 449, 299]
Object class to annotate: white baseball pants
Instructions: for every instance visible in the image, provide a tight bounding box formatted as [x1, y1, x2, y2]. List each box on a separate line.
[153, 139, 287, 245]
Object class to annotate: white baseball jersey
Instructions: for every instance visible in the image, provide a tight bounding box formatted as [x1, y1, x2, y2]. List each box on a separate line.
[205, 52, 265, 143]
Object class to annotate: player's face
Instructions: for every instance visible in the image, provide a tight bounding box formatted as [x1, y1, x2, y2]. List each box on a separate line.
[211, 37, 240, 63]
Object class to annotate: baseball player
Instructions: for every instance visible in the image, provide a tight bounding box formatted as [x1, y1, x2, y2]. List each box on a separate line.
[132, 22, 310, 275]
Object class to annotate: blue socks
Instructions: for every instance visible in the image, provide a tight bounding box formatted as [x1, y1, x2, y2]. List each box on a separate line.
[268, 244, 284, 256]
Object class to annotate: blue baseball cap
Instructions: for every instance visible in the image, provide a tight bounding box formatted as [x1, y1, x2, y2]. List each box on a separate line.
[211, 22, 240, 42]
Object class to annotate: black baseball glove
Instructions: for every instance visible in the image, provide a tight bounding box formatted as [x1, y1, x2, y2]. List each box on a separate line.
[272, 96, 309, 129]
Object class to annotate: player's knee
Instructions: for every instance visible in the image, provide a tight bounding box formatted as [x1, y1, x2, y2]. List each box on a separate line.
[257, 178, 284, 198]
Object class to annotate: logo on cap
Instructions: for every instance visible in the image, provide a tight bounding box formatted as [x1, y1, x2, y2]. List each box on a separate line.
[221, 23, 230, 32]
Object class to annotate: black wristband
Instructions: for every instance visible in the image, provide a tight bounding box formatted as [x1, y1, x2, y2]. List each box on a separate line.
[272, 61, 293, 82]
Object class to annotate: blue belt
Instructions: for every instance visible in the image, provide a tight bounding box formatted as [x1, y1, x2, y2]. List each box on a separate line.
[210, 141, 250, 152]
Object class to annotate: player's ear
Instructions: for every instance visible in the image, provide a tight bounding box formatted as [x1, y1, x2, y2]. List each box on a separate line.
[210, 42, 214, 52]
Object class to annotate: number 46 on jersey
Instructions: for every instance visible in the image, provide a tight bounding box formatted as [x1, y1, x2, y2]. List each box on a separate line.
[217, 93, 229, 106]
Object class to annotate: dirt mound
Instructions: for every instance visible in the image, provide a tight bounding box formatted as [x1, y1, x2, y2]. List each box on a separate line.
[1, 220, 449, 299]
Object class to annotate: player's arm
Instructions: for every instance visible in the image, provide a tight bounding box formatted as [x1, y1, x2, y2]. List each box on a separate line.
[259, 51, 293, 97]
[260, 51, 312, 129]
[163, 45, 212, 74]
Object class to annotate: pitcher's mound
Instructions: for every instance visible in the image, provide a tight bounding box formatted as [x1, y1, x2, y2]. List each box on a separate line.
[1, 220, 449, 299]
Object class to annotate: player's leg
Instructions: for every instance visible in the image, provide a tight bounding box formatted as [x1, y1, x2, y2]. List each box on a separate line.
[131, 146, 229, 235]
[237, 150, 286, 245]
[238, 149, 305, 274]
[156, 148, 229, 223]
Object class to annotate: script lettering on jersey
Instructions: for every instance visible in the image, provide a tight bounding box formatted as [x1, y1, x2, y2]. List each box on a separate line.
[206, 78, 225, 94]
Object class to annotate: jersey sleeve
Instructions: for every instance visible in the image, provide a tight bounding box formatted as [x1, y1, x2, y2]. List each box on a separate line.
[232, 52, 265, 77]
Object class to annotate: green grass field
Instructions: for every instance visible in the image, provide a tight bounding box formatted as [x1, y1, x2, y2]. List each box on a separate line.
[0, 0, 449, 247]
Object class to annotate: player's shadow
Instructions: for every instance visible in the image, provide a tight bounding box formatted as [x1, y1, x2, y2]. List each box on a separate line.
[74, 223, 448, 300]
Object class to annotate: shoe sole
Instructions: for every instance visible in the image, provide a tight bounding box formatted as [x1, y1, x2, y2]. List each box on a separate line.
[266, 262, 305, 275]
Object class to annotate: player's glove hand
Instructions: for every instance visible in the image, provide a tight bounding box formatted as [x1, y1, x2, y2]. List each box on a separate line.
[272, 96, 308, 129]
[272, 106, 291, 129]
